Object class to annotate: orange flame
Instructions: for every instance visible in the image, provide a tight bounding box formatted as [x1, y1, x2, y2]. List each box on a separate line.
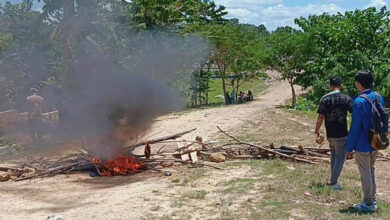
[93, 155, 145, 176]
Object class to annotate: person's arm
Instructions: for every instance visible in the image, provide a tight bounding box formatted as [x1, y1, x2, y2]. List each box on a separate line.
[346, 100, 363, 152]
[315, 114, 325, 138]
[41, 97, 47, 113]
[315, 99, 326, 138]
[347, 97, 353, 113]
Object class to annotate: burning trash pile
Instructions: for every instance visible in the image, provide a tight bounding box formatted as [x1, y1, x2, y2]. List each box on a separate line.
[92, 155, 145, 176]
[0, 128, 197, 182]
[0, 149, 147, 182]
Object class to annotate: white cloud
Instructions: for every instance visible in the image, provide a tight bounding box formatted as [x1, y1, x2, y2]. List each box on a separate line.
[215, 0, 282, 8]
[365, 0, 387, 9]
[220, 3, 344, 31]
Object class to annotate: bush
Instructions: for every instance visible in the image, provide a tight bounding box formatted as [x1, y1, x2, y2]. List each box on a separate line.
[295, 97, 317, 112]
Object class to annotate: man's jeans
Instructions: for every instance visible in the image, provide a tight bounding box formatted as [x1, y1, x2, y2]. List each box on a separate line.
[328, 137, 347, 185]
[355, 151, 378, 206]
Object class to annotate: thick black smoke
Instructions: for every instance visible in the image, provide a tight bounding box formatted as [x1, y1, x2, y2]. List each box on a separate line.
[52, 34, 208, 149]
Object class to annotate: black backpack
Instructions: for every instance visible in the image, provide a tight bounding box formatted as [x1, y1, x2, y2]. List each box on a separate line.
[360, 93, 389, 150]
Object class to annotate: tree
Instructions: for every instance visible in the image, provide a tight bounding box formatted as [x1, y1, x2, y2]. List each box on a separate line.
[26, 0, 99, 88]
[199, 21, 266, 104]
[201, 22, 236, 104]
[129, 0, 227, 29]
[295, 7, 390, 101]
[0, 2, 53, 110]
[230, 24, 264, 100]
[190, 63, 212, 107]
[265, 27, 309, 107]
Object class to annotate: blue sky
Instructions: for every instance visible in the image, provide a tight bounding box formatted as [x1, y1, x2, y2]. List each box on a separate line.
[1, 0, 388, 30]
[213, 0, 389, 30]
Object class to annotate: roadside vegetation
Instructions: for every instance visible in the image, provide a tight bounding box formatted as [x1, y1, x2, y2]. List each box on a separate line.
[158, 108, 390, 219]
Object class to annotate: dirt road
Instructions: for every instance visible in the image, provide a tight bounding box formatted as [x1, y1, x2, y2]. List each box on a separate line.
[0, 78, 302, 220]
[133, 79, 301, 152]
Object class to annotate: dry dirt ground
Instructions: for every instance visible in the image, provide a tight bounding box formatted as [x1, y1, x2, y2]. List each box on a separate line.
[0, 78, 390, 220]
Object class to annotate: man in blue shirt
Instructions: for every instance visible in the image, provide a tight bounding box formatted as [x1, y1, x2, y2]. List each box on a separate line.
[346, 70, 385, 212]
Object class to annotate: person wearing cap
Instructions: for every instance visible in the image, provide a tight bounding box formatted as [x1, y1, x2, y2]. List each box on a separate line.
[315, 76, 353, 190]
[27, 88, 45, 144]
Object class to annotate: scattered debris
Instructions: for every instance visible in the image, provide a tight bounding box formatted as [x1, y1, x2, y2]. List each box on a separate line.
[209, 153, 226, 163]
[3, 126, 389, 182]
[0, 172, 10, 182]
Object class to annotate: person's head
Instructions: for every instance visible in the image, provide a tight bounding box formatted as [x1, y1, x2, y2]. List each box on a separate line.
[355, 70, 374, 92]
[329, 76, 343, 90]
[30, 88, 38, 95]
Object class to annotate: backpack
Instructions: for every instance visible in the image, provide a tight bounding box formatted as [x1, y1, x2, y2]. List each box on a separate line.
[359, 92, 389, 150]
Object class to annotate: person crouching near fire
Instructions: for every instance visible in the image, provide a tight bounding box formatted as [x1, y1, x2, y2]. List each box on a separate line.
[315, 76, 353, 190]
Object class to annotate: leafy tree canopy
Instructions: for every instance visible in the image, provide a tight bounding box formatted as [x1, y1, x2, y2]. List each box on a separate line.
[295, 7, 390, 100]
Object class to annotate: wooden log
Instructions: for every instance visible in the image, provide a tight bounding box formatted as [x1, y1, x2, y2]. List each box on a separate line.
[274, 149, 297, 155]
[293, 155, 330, 163]
[378, 155, 390, 161]
[228, 155, 262, 160]
[125, 128, 197, 153]
[300, 147, 331, 153]
[287, 145, 329, 158]
[280, 146, 300, 153]
[0, 166, 22, 172]
[305, 150, 329, 158]
[298, 145, 309, 155]
[217, 126, 314, 164]
[280, 146, 331, 154]
[190, 152, 198, 163]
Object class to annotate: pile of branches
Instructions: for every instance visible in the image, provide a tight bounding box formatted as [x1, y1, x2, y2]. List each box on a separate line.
[0, 128, 199, 182]
[196, 126, 332, 164]
[1, 151, 144, 182]
[2, 126, 389, 182]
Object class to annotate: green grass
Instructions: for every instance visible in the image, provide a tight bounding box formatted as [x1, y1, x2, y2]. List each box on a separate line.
[180, 168, 207, 186]
[207, 78, 267, 106]
[222, 178, 255, 195]
[214, 155, 390, 219]
[231, 159, 390, 219]
[171, 190, 208, 208]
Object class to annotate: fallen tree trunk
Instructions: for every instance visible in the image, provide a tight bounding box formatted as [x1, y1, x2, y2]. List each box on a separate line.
[125, 128, 197, 153]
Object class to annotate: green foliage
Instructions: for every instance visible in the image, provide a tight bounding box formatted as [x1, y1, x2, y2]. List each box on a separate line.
[190, 66, 212, 107]
[129, 0, 227, 30]
[0, 33, 12, 52]
[206, 78, 266, 106]
[294, 97, 317, 112]
[264, 27, 309, 106]
[295, 7, 390, 101]
[0, 2, 55, 110]
[197, 21, 267, 104]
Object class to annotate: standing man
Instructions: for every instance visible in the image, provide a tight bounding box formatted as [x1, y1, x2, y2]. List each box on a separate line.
[315, 76, 353, 190]
[27, 88, 45, 144]
[231, 90, 236, 104]
[346, 70, 384, 212]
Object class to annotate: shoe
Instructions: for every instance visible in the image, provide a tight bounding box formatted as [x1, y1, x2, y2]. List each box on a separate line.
[353, 201, 377, 213]
[330, 183, 342, 190]
[373, 198, 378, 210]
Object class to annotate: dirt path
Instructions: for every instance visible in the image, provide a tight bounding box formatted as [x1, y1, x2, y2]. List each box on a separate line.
[133, 79, 301, 154]
[0, 79, 303, 220]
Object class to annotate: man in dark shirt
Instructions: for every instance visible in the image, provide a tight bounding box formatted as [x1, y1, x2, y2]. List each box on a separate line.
[315, 77, 353, 190]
